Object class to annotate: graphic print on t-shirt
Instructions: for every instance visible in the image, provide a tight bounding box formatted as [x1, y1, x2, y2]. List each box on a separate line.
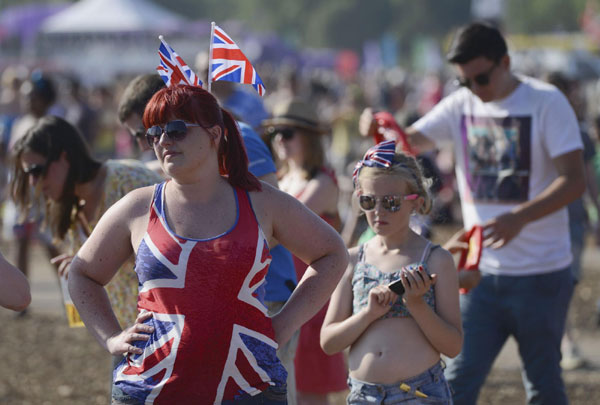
[461, 114, 531, 203]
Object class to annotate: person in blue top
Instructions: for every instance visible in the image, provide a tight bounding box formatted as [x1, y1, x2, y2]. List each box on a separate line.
[237, 120, 299, 405]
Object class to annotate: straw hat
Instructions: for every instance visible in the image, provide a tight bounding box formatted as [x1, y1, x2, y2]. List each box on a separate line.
[261, 99, 328, 134]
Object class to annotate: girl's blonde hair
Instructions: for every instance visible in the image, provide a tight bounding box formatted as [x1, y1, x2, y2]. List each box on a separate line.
[357, 152, 433, 215]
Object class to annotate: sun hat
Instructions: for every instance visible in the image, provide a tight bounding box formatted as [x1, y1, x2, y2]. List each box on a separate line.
[261, 98, 328, 134]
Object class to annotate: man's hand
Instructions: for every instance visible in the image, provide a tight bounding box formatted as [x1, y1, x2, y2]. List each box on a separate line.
[443, 229, 469, 254]
[458, 269, 482, 290]
[483, 211, 525, 249]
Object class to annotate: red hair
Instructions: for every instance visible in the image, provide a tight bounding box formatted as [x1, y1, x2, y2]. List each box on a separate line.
[143, 85, 261, 192]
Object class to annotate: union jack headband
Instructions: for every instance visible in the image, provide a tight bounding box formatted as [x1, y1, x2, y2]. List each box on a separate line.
[352, 140, 396, 186]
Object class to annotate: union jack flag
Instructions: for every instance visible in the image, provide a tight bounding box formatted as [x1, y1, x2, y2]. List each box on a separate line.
[113, 183, 286, 404]
[353, 140, 397, 185]
[156, 35, 203, 88]
[210, 25, 266, 96]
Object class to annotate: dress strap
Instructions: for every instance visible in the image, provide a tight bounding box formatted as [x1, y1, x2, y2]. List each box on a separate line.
[151, 181, 166, 217]
[420, 242, 441, 265]
[358, 243, 367, 263]
[419, 241, 432, 263]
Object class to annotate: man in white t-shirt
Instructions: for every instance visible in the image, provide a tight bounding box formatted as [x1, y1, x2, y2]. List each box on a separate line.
[367, 23, 585, 404]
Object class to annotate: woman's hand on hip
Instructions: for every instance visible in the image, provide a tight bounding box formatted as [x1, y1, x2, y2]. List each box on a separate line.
[106, 311, 154, 356]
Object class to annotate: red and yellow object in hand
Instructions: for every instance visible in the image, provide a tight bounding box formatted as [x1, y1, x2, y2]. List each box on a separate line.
[457, 225, 483, 294]
[372, 112, 415, 156]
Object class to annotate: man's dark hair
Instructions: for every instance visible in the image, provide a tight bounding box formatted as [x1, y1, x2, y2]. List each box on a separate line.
[117, 74, 165, 123]
[446, 22, 508, 65]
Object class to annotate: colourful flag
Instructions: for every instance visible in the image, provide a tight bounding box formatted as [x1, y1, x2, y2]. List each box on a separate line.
[352, 140, 397, 185]
[209, 24, 266, 96]
[157, 35, 202, 87]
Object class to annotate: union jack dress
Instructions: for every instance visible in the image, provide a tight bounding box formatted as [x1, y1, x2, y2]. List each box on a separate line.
[113, 182, 287, 404]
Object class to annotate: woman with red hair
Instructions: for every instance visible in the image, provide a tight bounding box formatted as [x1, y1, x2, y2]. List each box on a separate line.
[68, 85, 348, 404]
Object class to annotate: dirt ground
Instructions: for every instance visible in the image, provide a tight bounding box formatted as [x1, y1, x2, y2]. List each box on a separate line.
[1, 226, 599, 405]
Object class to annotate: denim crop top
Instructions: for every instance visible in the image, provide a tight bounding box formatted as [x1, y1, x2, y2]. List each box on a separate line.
[352, 241, 438, 318]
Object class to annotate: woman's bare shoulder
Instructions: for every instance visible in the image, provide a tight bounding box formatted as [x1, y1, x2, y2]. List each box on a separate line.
[110, 185, 157, 219]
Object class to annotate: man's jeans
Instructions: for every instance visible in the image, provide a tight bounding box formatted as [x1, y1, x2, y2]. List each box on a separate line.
[445, 267, 573, 405]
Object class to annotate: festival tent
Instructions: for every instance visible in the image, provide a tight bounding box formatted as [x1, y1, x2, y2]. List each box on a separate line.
[0, 3, 68, 45]
[41, 0, 186, 34]
[35, 0, 203, 85]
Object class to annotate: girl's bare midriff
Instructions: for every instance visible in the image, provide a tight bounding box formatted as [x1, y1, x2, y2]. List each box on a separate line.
[348, 316, 440, 383]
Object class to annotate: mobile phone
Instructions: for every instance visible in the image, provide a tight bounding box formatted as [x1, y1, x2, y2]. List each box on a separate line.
[388, 279, 406, 295]
[388, 271, 432, 295]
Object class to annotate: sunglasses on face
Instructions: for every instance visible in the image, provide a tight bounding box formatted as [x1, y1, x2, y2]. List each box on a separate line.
[266, 126, 295, 141]
[358, 193, 418, 213]
[454, 61, 499, 89]
[23, 163, 46, 179]
[145, 120, 201, 148]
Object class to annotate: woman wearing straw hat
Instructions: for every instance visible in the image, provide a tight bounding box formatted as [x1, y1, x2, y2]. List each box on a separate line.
[263, 99, 347, 404]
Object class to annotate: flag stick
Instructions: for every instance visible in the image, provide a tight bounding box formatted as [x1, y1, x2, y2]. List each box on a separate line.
[208, 21, 215, 93]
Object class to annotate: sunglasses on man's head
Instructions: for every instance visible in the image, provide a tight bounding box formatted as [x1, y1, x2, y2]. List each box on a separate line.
[358, 193, 418, 213]
[145, 120, 201, 147]
[454, 61, 499, 89]
[266, 126, 295, 141]
[23, 163, 46, 179]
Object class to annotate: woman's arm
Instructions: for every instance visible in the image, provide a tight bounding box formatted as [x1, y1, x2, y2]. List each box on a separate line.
[295, 172, 338, 217]
[68, 187, 154, 355]
[253, 185, 349, 346]
[320, 248, 396, 354]
[0, 252, 31, 311]
[403, 248, 463, 358]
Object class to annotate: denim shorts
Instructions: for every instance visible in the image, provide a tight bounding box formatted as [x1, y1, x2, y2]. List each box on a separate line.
[347, 361, 452, 404]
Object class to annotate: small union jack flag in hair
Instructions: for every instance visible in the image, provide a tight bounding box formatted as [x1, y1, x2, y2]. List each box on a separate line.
[352, 140, 397, 186]
[210, 24, 266, 96]
[157, 35, 203, 87]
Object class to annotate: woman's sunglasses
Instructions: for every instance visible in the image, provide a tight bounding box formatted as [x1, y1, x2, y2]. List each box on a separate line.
[265, 126, 295, 141]
[454, 61, 498, 89]
[23, 163, 46, 179]
[145, 120, 201, 147]
[359, 193, 418, 213]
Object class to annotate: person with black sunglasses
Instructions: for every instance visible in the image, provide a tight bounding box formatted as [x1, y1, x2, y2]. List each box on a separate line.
[117, 73, 166, 177]
[67, 85, 348, 404]
[362, 22, 585, 405]
[10, 115, 162, 333]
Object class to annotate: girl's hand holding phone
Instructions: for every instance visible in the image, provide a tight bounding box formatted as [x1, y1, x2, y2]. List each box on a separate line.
[401, 265, 436, 305]
[365, 285, 396, 320]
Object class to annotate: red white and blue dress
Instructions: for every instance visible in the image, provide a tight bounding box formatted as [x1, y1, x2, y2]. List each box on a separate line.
[112, 182, 287, 404]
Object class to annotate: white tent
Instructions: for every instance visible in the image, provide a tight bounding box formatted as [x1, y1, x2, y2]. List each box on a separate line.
[41, 0, 186, 34]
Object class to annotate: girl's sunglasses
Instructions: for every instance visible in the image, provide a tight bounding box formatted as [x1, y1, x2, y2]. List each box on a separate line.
[23, 163, 47, 179]
[359, 193, 418, 213]
[145, 120, 201, 147]
[265, 126, 295, 141]
[454, 61, 498, 89]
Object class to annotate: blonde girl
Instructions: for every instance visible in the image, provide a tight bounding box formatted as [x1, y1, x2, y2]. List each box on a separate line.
[321, 140, 462, 404]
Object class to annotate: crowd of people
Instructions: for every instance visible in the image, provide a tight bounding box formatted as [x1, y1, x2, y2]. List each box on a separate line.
[1, 21, 599, 405]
